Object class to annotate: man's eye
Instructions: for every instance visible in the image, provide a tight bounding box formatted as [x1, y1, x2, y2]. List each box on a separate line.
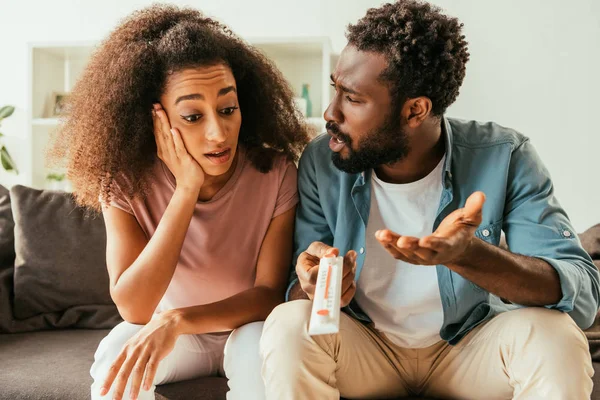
[346, 96, 358, 103]
[182, 114, 202, 122]
[221, 106, 239, 116]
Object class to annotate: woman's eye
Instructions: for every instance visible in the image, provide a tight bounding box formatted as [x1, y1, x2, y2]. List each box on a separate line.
[346, 96, 358, 103]
[221, 106, 239, 116]
[182, 114, 202, 122]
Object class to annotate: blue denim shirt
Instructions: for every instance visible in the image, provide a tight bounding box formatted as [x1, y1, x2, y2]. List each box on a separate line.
[288, 117, 600, 344]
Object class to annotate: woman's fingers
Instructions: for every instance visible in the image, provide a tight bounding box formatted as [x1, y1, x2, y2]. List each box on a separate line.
[142, 356, 160, 392]
[170, 127, 188, 159]
[112, 353, 139, 400]
[129, 352, 150, 400]
[152, 103, 177, 161]
[152, 108, 165, 159]
[100, 350, 126, 396]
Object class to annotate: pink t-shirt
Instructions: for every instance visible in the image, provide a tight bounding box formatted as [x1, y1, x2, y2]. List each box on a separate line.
[108, 149, 298, 312]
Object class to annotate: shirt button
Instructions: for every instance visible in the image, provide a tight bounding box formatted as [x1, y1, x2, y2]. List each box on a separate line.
[359, 247, 365, 254]
[563, 230, 572, 237]
[482, 229, 490, 237]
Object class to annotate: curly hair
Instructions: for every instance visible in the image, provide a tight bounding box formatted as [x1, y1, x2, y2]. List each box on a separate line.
[50, 4, 310, 211]
[346, 0, 470, 116]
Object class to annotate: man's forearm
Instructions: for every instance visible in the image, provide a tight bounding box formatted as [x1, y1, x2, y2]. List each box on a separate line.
[448, 238, 562, 306]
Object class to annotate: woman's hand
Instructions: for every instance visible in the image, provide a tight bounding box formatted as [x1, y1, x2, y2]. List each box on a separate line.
[99, 312, 181, 400]
[152, 103, 205, 194]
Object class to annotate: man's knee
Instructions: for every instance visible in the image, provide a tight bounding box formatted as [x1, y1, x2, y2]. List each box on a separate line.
[498, 307, 589, 353]
[260, 300, 313, 356]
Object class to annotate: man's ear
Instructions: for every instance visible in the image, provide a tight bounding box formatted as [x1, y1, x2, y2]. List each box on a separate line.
[402, 97, 433, 128]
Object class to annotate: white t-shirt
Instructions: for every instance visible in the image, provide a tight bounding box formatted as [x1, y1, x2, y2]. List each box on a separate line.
[354, 157, 446, 348]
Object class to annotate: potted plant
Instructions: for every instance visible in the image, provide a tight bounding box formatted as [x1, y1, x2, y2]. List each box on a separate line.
[46, 172, 67, 191]
[0, 105, 18, 173]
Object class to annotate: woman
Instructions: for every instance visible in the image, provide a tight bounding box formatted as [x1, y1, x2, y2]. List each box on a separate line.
[51, 5, 309, 400]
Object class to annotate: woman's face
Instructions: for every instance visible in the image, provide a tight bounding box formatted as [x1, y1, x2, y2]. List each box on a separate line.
[159, 64, 242, 178]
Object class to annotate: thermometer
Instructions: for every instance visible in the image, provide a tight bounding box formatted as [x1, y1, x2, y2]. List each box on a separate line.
[308, 256, 343, 336]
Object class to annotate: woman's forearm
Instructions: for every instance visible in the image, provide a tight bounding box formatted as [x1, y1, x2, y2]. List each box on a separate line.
[166, 286, 284, 335]
[112, 187, 199, 323]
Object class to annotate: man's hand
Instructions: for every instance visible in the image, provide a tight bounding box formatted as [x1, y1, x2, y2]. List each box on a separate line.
[296, 241, 358, 307]
[376, 192, 486, 267]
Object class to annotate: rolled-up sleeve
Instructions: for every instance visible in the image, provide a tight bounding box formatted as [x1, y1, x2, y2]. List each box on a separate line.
[503, 139, 600, 329]
[285, 142, 333, 301]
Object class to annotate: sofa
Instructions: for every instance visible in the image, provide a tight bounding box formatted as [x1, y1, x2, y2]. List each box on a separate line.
[1, 183, 600, 400]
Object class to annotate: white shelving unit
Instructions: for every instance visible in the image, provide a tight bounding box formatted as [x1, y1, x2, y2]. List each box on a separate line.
[11, 38, 336, 191]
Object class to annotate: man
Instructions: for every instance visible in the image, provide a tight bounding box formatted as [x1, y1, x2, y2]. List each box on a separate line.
[260, 1, 599, 399]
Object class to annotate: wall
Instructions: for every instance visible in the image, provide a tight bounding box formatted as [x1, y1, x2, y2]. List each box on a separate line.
[0, 0, 598, 231]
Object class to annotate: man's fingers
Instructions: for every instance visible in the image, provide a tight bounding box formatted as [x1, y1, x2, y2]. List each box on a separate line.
[462, 191, 486, 225]
[375, 229, 400, 244]
[342, 250, 357, 277]
[306, 241, 339, 259]
[396, 236, 419, 250]
[340, 281, 356, 307]
[413, 247, 436, 263]
[303, 265, 319, 286]
[341, 273, 354, 295]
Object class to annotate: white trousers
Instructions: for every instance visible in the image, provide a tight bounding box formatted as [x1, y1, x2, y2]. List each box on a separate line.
[90, 320, 265, 400]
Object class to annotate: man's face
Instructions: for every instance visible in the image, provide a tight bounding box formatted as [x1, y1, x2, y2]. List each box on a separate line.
[325, 45, 409, 174]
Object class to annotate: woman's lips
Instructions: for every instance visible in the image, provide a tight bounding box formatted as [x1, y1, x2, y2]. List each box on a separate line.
[204, 148, 231, 165]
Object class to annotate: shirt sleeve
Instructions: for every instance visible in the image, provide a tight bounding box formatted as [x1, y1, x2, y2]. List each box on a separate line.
[99, 175, 134, 215]
[285, 143, 334, 301]
[503, 139, 600, 329]
[272, 159, 299, 219]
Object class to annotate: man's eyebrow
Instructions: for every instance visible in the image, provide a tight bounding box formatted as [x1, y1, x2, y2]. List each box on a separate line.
[330, 74, 360, 96]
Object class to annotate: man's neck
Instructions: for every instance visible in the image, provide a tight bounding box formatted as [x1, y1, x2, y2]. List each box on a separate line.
[374, 119, 445, 184]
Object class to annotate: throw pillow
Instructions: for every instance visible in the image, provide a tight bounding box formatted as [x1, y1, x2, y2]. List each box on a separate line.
[0, 184, 15, 267]
[11, 185, 113, 319]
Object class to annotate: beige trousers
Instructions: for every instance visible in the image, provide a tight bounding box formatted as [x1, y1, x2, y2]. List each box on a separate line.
[260, 300, 593, 400]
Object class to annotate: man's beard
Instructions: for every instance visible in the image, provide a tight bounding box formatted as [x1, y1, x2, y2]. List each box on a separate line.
[329, 111, 410, 174]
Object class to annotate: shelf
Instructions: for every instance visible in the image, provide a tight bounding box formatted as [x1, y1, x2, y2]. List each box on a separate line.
[307, 117, 324, 125]
[32, 118, 60, 126]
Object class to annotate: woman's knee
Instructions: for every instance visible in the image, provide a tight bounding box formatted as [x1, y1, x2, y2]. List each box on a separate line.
[90, 321, 145, 380]
[224, 321, 264, 365]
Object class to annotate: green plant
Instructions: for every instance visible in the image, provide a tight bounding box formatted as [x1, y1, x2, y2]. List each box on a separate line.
[46, 172, 66, 182]
[0, 105, 18, 174]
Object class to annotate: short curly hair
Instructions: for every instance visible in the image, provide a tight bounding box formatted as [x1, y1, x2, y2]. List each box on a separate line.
[51, 4, 309, 211]
[346, 0, 469, 116]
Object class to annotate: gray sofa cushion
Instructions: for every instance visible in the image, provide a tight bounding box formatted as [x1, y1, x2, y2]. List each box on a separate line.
[0, 266, 121, 333]
[0, 330, 228, 400]
[10, 185, 114, 320]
